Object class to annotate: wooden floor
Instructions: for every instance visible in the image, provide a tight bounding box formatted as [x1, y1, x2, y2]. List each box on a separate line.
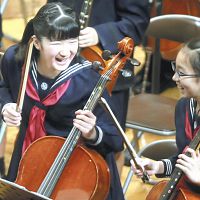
[1, 2, 181, 199]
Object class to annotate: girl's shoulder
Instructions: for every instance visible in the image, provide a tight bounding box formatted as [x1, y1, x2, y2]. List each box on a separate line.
[176, 97, 192, 107]
[2, 44, 20, 67]
[176, 97, 196, 116]
[3, 44, 18, 58]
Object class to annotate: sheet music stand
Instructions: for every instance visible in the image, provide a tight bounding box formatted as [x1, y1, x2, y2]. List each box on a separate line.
[0, 178, 52, 200]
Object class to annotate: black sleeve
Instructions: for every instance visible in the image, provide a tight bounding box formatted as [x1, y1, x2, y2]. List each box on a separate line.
[94, 0, 150, 52]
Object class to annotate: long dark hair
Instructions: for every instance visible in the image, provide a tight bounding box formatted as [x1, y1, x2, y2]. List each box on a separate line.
[16, 2, 80, 62]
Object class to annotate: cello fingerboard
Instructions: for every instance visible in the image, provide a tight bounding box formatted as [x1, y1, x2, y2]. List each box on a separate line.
[159, 168, 183, 200]
[159, 128, 200, 200]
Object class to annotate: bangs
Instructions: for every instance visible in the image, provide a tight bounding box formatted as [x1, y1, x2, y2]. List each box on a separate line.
[48, 16, 80, 41]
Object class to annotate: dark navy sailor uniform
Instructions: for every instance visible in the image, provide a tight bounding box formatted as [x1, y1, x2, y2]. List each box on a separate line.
[0, 45, 124, 200]
[47, 0, 150, 129]
[158, 97, 200, 193]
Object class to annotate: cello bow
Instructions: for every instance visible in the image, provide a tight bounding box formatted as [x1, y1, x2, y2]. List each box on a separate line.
[0, 38, 34, 143]
[15, 37, 136, 200]
[99, 97, 150, 183]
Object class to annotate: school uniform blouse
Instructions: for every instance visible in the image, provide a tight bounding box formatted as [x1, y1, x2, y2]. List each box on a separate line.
[0, 45, 125, 200]
[159, 97, 200, 193]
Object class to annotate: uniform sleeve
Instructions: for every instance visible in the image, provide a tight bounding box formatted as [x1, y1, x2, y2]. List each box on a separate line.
[94, 0, 150, 52]
[0, 50, 14, 108]
[0, 45, 21, 108]
[156, 98, 191, 177]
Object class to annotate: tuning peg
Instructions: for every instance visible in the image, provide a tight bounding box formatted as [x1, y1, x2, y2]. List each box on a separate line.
[102, 49, 140, 67]
[102, 50, 112, 61]
[92, 61, 104, 71]
[128, 58, 140, 66]
[121, 69, 132, 77]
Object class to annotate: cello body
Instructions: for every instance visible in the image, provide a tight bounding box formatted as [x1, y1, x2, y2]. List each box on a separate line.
[81, 45, 110, 69]
[147, 0, 200, 61]
[79, 0, 111, 69]
[160, 0, 200, 60]
[13, 37, 134, 200]
[15, 136, 110, 200]
[146, 180, 200, 200]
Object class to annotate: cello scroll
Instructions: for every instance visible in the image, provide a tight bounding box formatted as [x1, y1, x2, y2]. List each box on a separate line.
[15, 37, 137, 200]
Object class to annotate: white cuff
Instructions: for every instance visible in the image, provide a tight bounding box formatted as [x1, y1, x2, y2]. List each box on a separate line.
[92, 126, 103, 146]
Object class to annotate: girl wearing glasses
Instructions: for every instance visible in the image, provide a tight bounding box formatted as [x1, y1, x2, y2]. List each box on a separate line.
[132, 38, 200, 193]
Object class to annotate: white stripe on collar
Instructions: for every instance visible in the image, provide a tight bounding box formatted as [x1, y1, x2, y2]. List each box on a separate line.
[53, 60, 91, 88]
[190, 98, 195, 119]
[30, 59, 92, 90]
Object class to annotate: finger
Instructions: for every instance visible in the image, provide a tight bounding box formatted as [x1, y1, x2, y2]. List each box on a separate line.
[176, 158, 193, 170]
[73, 118, 92, 128]
[135, 171, 143, 177]
[74, 115, 95, 127]
[79, 43, 88, 48]
[73, 120, 89, 133]
[6, 122, 21, 127]
[4, 112, 21, 120]
[4, 117, 21, 126]
[79, 40, 93, 47]
[75, 109, 93, 116]
[185, 148, 196, 158]
[79, 27, 90, 35]
[175, 163, 189, 175]
[146, 170, 157, 176]
[73, 117, 95, 135]
[5, 108, 21, 117]
[178, 154, 194, 163]
[75, 110, 96, 123]
[79, 33, 90, 40]
[130, 159, 144, 172]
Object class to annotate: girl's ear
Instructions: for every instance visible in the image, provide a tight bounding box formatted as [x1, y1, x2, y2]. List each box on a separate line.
[32, 35, 40, 50]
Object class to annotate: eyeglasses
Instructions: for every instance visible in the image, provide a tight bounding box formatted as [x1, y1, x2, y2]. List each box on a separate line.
[171, 61, 200, 78]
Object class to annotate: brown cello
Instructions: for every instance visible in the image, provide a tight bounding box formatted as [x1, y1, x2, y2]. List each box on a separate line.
[146, 128, 200, 200]
[146, 0, 200, 61]
[79, 0, 111, 69]
[14, 37, 134, 200]
[160, 0, 200, 61]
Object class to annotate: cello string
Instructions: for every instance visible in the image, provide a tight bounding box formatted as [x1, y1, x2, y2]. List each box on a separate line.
[40, 54, 125, 196]
[38, 75, 110, 195]
[38, 67, 113, 196]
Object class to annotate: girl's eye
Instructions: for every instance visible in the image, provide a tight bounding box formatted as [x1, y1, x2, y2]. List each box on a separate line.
[178, 71, 186, 76]
[50, 42, 61, 45]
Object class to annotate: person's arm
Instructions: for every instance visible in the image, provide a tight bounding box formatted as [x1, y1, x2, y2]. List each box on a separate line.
[84, 90, 124, 157]
[0, 45, 21, 106]
[132, 98, 191, 178]
[156, 98, 191, 177]
[94, 0, 150, 52]
[0, 46, 22, 126]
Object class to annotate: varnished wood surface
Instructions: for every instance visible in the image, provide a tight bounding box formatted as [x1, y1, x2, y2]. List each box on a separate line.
[3, 87, 179, 200]
[4, 124, 177, 200]
[1, 1, 180, 199]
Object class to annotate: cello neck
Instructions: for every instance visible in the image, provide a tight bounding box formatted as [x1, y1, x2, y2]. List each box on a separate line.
[36, 37, 134, 197]
[79, 0, 94, 29]
[37, 68, 113, 197]
[159, 128, 200, 200]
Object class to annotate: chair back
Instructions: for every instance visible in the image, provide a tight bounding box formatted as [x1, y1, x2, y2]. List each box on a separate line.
[138, 139, 177, 160]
